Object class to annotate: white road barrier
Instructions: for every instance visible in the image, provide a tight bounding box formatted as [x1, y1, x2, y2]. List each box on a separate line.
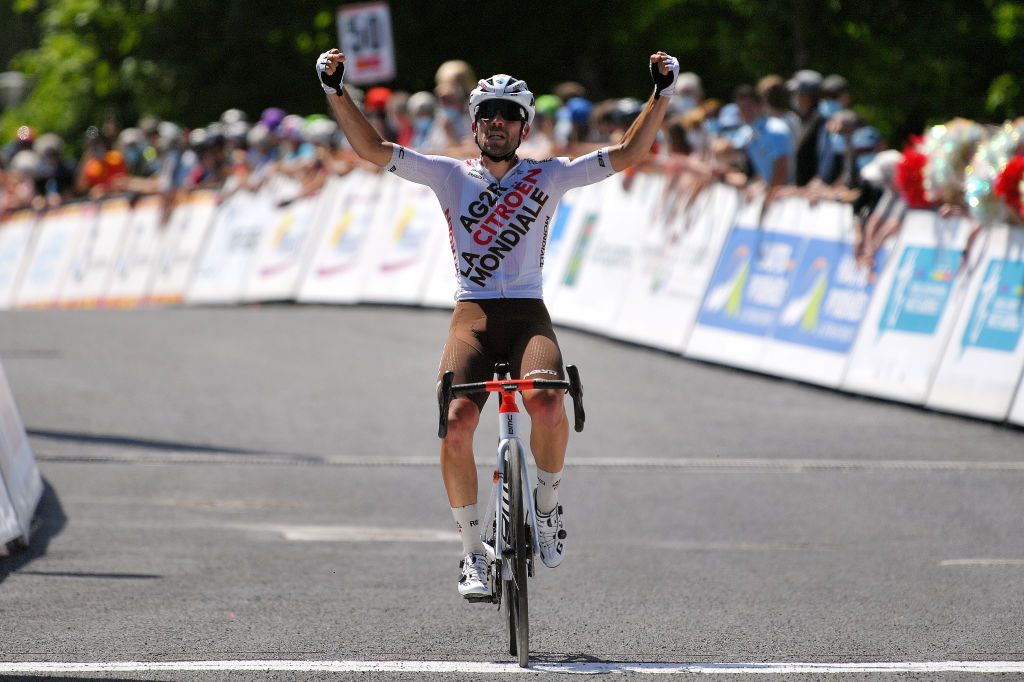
[104, 195, 164, 307]
[2, 174, 1023, 427]
[0, 210, 37, 310]
[611, 183, 740, 353]
[296, 171, 385, 304]
[186, 191, 270, 305]
[242, 192, 325, 302]
[843, 210, 975, 404]
[0, 359, 42, 550]
[59, 197, 132, 308]
[149, 190, 218, 305]
[13, 204, 93, 309]
[927, 225, 1024, 419]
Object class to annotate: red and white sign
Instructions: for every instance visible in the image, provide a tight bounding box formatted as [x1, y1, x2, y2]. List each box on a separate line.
[337, 2, 396, 84]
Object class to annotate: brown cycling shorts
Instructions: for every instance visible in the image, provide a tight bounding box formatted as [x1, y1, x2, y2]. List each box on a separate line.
[437, 298, 564, 411]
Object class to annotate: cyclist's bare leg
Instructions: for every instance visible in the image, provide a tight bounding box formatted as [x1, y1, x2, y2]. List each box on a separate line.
[440, 397, 481, 507]
[523, 389, 568, 475]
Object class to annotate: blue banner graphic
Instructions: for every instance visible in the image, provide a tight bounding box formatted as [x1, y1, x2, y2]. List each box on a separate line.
[697, 226, 802, 335]
[960, 259, 1024, 353]
[771, 238, 884, 353]
[878, 246, 961, 335]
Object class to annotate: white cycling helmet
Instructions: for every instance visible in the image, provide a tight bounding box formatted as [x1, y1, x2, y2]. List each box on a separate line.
[469, 74, 536, 127]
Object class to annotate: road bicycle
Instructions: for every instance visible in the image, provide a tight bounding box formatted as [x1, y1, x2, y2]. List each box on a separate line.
[438, 361, 585, 668]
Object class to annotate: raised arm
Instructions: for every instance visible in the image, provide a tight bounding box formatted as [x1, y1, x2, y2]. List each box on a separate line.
[315, 49, 394, 168]
[607, 52, 678, 172]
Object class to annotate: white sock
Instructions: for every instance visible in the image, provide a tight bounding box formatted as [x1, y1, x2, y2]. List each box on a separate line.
[534, 467, 562, 515]
[452, 504, 484, 555]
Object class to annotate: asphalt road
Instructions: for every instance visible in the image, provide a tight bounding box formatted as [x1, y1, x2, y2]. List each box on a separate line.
[0, 305, 1022, 681]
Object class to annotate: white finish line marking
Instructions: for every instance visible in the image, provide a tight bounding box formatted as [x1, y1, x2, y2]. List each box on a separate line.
[33, 448, 1024, 473]
[2, 660, 1024, 675]
[940, 558, 1024, 567]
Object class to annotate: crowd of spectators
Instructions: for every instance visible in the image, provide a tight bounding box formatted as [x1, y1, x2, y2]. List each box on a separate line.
[0, 62, 900, 252]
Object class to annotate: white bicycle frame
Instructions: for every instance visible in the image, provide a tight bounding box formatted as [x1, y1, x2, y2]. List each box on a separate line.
[485, 400, 541, 583]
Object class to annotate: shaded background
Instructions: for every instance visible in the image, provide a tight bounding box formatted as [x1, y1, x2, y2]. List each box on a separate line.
[2, 1, 1024, 151]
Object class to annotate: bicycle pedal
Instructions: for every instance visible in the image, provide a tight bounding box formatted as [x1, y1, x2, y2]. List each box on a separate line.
[464, 593, 495, 604]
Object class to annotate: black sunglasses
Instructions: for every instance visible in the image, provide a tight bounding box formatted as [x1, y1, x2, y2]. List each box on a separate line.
[476, 100, 526, 122]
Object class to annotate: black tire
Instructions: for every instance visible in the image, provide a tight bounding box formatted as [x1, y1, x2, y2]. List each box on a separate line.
[506, 440, 529, 667]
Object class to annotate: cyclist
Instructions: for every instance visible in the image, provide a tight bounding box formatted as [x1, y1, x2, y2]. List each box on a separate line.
[316, 48, 679, 599]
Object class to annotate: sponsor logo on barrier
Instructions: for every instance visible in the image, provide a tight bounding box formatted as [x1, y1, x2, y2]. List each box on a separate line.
[960, 259, 1024, 353]
[878, 246, 961, 335]
[771, 239, 886, 353]
[698, 227, 802, 335]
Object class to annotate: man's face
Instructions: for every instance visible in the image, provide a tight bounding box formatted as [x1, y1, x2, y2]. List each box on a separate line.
[736, 96, 760, 124]
[474, 101, 528, 158]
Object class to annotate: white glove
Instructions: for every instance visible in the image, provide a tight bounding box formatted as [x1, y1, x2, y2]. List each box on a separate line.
[650, 54, 680, 98]
[316, 50, 345, 95]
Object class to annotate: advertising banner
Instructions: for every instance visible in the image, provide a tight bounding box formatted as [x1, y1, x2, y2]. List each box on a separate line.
[419, 219, 458, 309]
[360, 177, 449, 305]
[13, 204, 91, 309]
[60, 197, 131, 307]
[548, 174, 659, 334]
[0, 210, 37, 310]
[149, 190, 218, 305]
[926, 225, 1024, 420]
[243, 192, 326, 302]
[297, 171, 386, 304]
[538, 184, 588, 305]
[187, 191, 271, 305]
[685, 196, 800, 370]
[757, 201, 888, 387]
[103, 195, 164, 307]
[610, 182, 740, 352]
[0, 360, 43, 546]
[842, 210, 973, 404]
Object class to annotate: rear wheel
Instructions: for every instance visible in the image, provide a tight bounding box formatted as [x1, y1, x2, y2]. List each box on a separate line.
[504, 440, 529, 667]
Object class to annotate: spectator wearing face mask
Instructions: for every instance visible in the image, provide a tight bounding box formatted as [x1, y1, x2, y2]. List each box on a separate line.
[673, 72, 704, 115]
[407, 91, 438, 150]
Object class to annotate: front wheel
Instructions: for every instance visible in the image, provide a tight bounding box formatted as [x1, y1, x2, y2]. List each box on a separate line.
[503, 440, 529, 667]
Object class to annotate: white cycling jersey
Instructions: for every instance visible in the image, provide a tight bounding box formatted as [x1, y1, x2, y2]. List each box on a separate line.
[386, 145, 615, 300]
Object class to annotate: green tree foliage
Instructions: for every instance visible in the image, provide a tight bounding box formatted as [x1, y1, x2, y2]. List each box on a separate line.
[3, 0, 1023, 148]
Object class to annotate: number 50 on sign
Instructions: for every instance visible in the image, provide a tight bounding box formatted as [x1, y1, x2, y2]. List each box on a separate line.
[336, 2, 396, 84]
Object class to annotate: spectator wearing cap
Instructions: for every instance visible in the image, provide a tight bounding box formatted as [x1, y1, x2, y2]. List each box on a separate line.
[787, 69, 833, 186]
[5, 149, 44, 211]
[363, 86, 395, 141]
[733, 84, 792, 203]
[33, 133, 75, 206]
[821, 74, 851, 119]
[553, 96, 593, 154]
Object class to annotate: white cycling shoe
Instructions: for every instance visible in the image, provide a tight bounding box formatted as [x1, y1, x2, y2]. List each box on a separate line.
[535, 502, 567, 568]
[458, 551, 491, 599]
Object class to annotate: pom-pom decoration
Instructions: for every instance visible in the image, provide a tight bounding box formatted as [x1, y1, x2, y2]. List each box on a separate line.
[994, 156, 1024, 221]
[895, 138, 932, 209]
[968, 119, 1024, 226]
[920, 118, 986, 205]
